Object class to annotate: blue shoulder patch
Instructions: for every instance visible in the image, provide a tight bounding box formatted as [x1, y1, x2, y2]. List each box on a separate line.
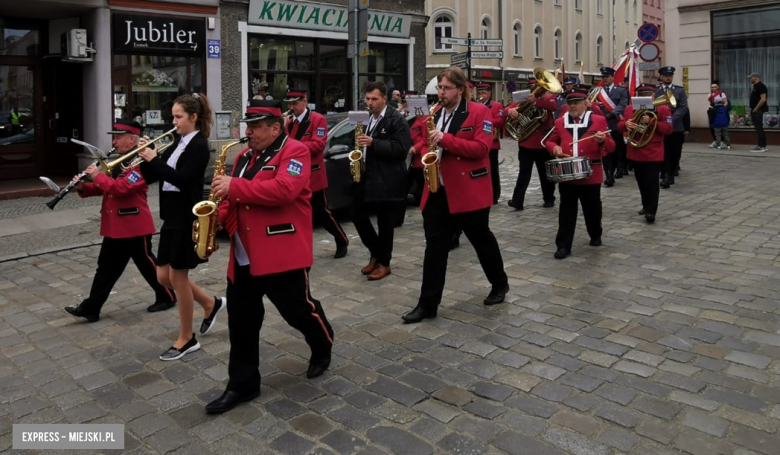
[666, 116, 673, 124]
[498, 109, 504, 117]
[316, 127, 325, 138]
[483, 120, 493, 134]
[126, 171, 141, 184]
[287, 159, 303, 177]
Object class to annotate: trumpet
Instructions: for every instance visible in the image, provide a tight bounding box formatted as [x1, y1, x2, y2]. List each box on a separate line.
[99, 128, 177, 174]
[627, 90, 676, 148]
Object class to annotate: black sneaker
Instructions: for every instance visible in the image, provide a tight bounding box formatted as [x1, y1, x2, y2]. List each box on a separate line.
[159, 334, 200, 361]
[147, 300, 176, 313]
[64, 305, 99, 323]
[200, 297, 225, 335]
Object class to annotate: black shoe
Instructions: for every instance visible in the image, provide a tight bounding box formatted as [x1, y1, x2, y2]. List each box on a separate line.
[64, 305, 99, 323]
[199, 297, 225, 335]
[554, 248, 570, 259]
[402, 306, 438, 324]
[507, 200, 524, 211]
[307, 353, 332, 379]
[604, 178, 615, 187]
[589, 238, 602, 247]
[645, 214, 656, 224]
[660, 179, 670, 189]
[543, 200, 554, 208]
[334, 244, 348, 259]
[668, 177, 675, 185]
[484, 284, 509, 306]
[614, 169, 623, 179]
[621, 168, 630, 175]
[638, 209, 647, 215]
[450, 236, 460, 251]
[205, 389, 260, 414]
[493, 199, 499, 205]
[147, 300, 176, 313]
[159, 334, 200, 361]
[673, 170, 679, 177]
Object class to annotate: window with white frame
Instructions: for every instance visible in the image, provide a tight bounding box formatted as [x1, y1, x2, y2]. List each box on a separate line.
[597, 0, 603, 15]
[534, 26, 542, 58]
[633, 0, 638, 25]
[625, 40, 630, 50]
[481, 18, 489, 52]
[575, 0, 582, 9]
[575, 33, 582, 62]
[554, 29, 561, 59]
[596, 36, 603, 64]
[513, 23, 521, 56]
[434, 16, 453, 51]
[624, 0, 629, 22]
[555, 0, 560, 4]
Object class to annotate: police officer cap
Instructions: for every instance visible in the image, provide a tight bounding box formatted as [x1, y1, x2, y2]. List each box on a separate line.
[659, 66, 675, 75]
[564, 77, 577, 84]
[600, 67, 616, 76]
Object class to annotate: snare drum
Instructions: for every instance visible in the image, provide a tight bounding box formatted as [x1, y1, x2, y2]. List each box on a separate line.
[545, 157, 593, 182]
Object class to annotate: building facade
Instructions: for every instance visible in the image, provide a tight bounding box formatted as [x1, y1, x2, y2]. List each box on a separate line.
[219, 0, 427, 137]
[425, 0, 642, 103]
[0, 0, 222, 182]
[666, 0, 779, 144]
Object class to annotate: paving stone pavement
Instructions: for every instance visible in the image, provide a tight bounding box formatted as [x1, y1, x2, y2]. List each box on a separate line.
[0, 141, 779, 455]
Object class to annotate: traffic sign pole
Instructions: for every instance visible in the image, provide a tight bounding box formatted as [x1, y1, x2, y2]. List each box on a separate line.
[467, 32, 472, 81]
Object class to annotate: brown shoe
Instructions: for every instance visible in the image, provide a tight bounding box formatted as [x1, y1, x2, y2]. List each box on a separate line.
[361, 258, 378, 275]
[367, 264, 391, 281]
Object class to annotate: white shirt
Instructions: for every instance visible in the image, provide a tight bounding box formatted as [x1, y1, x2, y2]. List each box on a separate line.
[364, 105, 387, 160]
[233, 149, 257, 266]
[294, 109, 307, 124]
[162, 130, 199, 192]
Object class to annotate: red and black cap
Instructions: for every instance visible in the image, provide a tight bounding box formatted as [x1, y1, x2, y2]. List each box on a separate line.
[283, 88, 307, 102]
[466, 81, 475, 89]
[240, 99, 284, 123]
[107, 119, 142, 136]
[636, 83, 657, 94]
[566, 88, 589, 101]
[476, 82, 491, 90]
[527, 78, 537, 87]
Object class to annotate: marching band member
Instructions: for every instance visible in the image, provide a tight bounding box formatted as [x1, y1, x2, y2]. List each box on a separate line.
[64, 120, 176, 323]
[545, 88, 615, 260]
[206, 100, 333, 414]
[475, 82, 505, 204]
[656, 66, 689, 188]
[283, 88, 349, 259]
[555, 77, 577, 119]
[405, 92, 427, 206]
[402, 67, 509, 324]
[595, 67, 629, 186]
[139, 93, 222, 361]
[507, 78, 558, 210]
[618, 84, 673, 223]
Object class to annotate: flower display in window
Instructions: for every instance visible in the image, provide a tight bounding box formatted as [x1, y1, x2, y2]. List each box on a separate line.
[134, 69, 176, 87]
[252, 77, 269, 95]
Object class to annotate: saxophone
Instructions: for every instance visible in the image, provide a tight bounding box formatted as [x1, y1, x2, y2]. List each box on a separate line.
[192, 137, 249, 259]
[349, 120, 365, 183]
[421, 101, 442, 193]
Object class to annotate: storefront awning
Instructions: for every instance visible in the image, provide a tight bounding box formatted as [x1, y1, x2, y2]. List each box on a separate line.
[425, 76, 438, 95]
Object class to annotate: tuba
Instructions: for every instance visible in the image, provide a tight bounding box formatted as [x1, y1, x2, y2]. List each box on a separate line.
[627, 90, 677, 148]
[421, 100, 442, 193]
[505, 68, 562, 142]
[192, 137, 249, 259]
[349, 118, 366, 183]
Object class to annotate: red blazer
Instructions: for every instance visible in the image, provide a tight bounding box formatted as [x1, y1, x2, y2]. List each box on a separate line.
[79, 166, 156, 239]
[561, 103, 605, 117]
[485, 99, 505, 149]
[409, 115, 428, 169]
[219, 136, 313, 281]
[288, 109, 328, 192]
[545, 112, 616, 185]
[619, 105, 673, 162]
[420, 99, 493, 214]
[507, 94, 558, 150]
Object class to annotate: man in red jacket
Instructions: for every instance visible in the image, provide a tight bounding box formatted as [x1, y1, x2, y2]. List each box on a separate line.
[619, 84, 673, 223]
[284, 89, 349, 258]
[476, 82, 505, 204]
[545, 88, 615, 259]
[207, 100, 333, 414]
[402, 67, 509, 324]
[64, 120, 175, 322]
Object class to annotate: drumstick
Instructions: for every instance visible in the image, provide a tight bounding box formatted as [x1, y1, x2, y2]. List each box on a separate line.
[568, 130, 611, 146]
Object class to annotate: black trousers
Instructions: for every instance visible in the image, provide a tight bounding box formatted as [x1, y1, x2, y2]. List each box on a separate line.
[633, 161, 663, 216]
[80, 235, 175, 314]
[226, 266, 333, 394]
[512, 146, 556, 207]
[556, 184, 602, 250]
[350, 184, 397, 266]
[663, 132, 685, 177]
[418, 189, 508, 309]
[751, 112, 767, 148]
[603, 130, 627, 177]
[311, 189, 348, 247]
[489, 149, 500, 203]
[405, 167, 424, 206]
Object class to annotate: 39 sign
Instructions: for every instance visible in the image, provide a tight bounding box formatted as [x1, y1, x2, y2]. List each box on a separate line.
[207, 39, 221, 59]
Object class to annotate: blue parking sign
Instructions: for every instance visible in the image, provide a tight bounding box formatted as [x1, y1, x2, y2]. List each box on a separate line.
[208, 40, 221, 59]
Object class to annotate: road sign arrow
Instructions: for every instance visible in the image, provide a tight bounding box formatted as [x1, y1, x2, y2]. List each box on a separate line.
[470, 51, 503, 59]
[441, 37, 469, 46]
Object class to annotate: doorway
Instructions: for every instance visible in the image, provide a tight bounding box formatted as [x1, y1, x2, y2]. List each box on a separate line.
[42, 57, 84, 176]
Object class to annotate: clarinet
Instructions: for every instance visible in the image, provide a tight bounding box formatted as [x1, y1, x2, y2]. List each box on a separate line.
[45, 148, 117, 210]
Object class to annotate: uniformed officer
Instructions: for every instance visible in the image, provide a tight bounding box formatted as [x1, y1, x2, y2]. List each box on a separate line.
[206, 100, 334, 414]
[65, 120, 176, 322]
[475, 82, 505, 204]
[545, 88, 616, 259]
[595, 67, 629, 186]
[402, 67, 509, 324]
[555, 77, 577, 119]
[283, 88, 349, 258]
[655, 66, 689, 188]
[619, 84, 674, 223]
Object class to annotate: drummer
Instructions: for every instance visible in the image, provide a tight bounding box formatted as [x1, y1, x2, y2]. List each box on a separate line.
[544, 87, 615, 259]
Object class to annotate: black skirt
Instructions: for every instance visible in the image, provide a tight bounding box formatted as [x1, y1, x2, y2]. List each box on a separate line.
[157, 228, 207, 270]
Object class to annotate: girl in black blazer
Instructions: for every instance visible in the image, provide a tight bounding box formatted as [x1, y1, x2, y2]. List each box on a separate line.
[139, 93, 225, 361]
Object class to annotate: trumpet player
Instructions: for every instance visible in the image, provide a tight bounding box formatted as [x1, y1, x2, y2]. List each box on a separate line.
[64, 120, 176, 323]
[284, 88, 349, 259]
[402, 67, 509, 324]
[618, 84, 673, 224]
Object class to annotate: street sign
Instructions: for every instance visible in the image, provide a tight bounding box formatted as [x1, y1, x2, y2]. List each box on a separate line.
[637, 61, 661, 71]
[452, 61, 468, 69]
[470, 39, 503, 46]
[207, 39, 220, 59]
[441, 37, 469, 46]
[471, 51, 503, 59]
[637, 23, 659, 43]
[639, 42, 660, 62]
[450, 52, 468, 64]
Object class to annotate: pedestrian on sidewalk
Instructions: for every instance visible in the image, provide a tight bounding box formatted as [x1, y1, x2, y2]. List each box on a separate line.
[65, 120, 177, 323]
[748, 72, 768, 152]
[708, 82, 731, 150]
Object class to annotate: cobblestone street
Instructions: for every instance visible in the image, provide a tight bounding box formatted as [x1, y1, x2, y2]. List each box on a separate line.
[0, 141, 779, 455]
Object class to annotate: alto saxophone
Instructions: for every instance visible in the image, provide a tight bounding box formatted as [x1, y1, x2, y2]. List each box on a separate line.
[422, 101, 442, 193]
[192, 137, 249, 259]
[349, 120, 365, 183]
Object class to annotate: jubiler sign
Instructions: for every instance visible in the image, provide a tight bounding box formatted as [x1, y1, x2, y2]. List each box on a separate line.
[113, 14, 206, 54]
[248, 0, 412, 38]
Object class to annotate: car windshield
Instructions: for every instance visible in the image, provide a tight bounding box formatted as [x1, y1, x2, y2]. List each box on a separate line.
[325, 113, 348, 130]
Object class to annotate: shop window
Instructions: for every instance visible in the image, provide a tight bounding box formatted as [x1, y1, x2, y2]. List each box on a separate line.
[0, 65, 35, 144]
[0, 24, 40, 56]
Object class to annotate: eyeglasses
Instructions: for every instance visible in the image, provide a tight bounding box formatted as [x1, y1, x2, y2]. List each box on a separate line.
[436, 85, 458, 92]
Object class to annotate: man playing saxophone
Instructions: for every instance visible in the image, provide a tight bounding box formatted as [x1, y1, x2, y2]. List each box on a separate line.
[618, 84, 673, 224]
[402, 67, 509, 324]
[64, 120, 176, 323]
